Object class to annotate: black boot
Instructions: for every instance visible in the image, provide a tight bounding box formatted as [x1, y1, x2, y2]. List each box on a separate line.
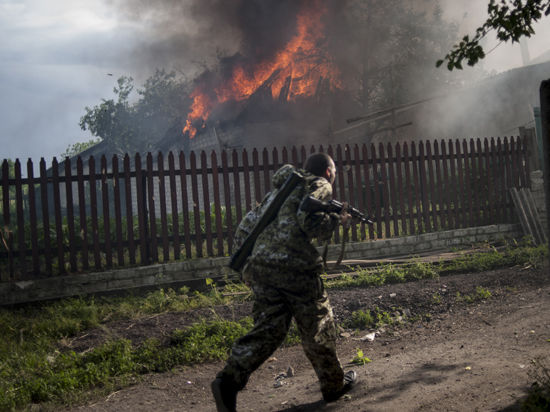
[323, 370, 357, 403]
[211, 377, 238, 412]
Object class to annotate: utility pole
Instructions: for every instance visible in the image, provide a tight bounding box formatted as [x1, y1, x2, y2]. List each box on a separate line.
[540, 80, 550, 257]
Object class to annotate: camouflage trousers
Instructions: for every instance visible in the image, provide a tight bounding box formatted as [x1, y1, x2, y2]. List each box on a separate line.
[218, 264, 345, 397]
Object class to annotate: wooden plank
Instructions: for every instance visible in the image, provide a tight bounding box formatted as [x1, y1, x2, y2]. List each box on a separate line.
[14, 160, 26, 278]
[101, 156, 112, 268]
[179, 152, 192, 259]
[124, 155, 136, 264]
[429, 141, 441, 230]
[519, 188, 547, 244]
[510, 188, 535, 241]
[494, 138, 505, 223]
[112, 156, 124, 266]
[262, 148, 271, 195]
[378, 143, 391, 237]
[211, 151, 224, 256]
[337, 145, 348, 241]
[438, 140, 450, 229]
[26, 159, 40, 275]
[221, 150, 234, 254]
[371, 144, 383, 237]
[190, 151, 203, 257]
[252, 149, 262, 204]
[1, 162, 9, 273]
[503, 138, 514, 222]
[362, 145, 375, 239]
[386, 143, 399, 237]
[51, 158, 65, 274]
[520, 135, 530, 188]
[89, 157, 102, 269]
[327, 145, 339, 243]
[481, 139, 491, 225]
[200, 151, 214, 257]
[232, 150, 243, 226]
[353, 144, 367, 240]
[469, 139, 480, 227]
[411, 142, 423, 233]
[458, 140, 469, 228]
[344, 145, 358, 241]
[272, 147, 280, 171]
[146, 153, 158, 262]
[291, 146, 298, 166]
[418, 142, 431, 232]
[64, 158, 77, 272]
[157, 152, 170, 262]
[402, 142, 415, 234]
[494, 137, 500, 223]
[282, 146, 289, 164]
[510, 137, 521, 189]
[448, 139, 461, 229]
[134, 153, 149, 265]
[168, 152, 180, 260]
[242, 150, 252, 212]
[76, 157, 89, 270]
[395, 143, 406, 236]
[425, 140, 438, 231]
[300, 146, 307, 166]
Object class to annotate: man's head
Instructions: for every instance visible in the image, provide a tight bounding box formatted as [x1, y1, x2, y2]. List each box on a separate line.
[304, 153, 336, 184]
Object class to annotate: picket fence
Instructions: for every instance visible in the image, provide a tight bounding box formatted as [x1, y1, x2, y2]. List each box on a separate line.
[0, 136, 530, 281]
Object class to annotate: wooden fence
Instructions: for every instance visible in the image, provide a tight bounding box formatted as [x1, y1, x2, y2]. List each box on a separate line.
[0, 137, 530, 281]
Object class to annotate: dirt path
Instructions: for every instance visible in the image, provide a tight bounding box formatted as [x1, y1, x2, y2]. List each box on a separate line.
[68, 265, 550, 412]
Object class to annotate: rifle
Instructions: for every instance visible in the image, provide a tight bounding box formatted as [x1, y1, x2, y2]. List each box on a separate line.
[300, 195, 374, 225]
[229, 171, 304, 272]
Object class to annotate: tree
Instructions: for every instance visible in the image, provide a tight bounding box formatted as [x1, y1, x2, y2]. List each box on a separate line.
[438, 0, 550, 70]
[79, 70, 191, 153]
[60, 138, 102, 159]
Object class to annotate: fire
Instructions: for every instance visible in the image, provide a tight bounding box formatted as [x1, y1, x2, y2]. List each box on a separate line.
[183, 0, 341, 138]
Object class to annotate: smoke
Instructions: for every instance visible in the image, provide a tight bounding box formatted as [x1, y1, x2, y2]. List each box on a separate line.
[109, 0, 344, 77]
[107, 0, 549, 144]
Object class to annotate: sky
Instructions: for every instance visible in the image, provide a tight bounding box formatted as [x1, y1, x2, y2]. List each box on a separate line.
[1, 0, 549, 163]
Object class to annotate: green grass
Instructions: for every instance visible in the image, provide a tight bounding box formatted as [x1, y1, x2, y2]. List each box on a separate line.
[346, 307, 397, 330]
[0, 241, 547, 410]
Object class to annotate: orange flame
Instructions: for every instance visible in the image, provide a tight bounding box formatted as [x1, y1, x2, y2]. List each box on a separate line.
[183, 0, 341, 138]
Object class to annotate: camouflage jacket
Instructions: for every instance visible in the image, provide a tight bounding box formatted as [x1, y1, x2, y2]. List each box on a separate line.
[246, 164, 339, 273]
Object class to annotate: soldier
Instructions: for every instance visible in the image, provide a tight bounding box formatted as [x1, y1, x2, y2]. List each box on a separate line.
[212, 153, 357, 412]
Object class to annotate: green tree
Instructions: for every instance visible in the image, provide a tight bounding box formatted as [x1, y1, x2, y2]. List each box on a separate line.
[60, 138, 102, 159]
[79, 70, 191, 154]
[438, 0, 550, 70]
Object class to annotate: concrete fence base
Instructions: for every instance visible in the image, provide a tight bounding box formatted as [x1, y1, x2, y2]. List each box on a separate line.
[0, 223, 522, 305]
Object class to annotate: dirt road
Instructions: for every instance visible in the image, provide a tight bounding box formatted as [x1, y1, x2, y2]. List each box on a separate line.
[69, 264, 550, 412]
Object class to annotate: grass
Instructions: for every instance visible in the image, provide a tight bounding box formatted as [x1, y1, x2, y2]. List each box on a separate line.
[325, 239, 548, 290]
[345, 307, 397, 330]
[0, 240, 547, 410]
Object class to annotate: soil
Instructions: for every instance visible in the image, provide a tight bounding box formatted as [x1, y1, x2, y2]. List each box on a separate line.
[64, 261, 550, 412]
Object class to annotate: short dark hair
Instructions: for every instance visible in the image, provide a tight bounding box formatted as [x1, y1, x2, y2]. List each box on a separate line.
[304, 153, 333, 177]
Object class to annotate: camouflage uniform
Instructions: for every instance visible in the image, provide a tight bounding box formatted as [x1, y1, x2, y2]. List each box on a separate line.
[218, 164, 345, 398]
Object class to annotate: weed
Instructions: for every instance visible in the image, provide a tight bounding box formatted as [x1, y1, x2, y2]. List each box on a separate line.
[351, 348, 372, 366]
[346, 308, 395, 330]
[456, 286, 491, 304]
[431, 292, 442, 304]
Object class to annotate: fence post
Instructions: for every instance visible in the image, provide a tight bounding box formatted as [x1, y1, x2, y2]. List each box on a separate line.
[540, 80, 550, 254]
